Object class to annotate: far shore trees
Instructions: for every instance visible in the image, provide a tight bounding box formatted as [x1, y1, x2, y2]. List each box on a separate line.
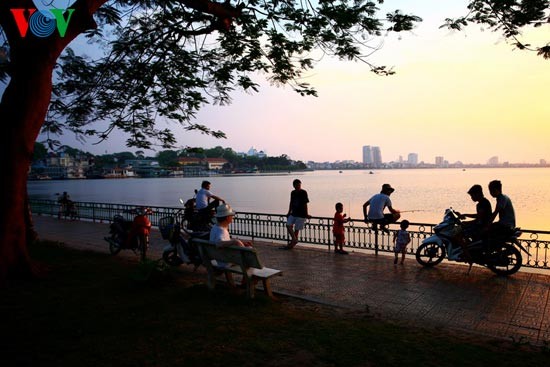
[0, 1, 548, 283]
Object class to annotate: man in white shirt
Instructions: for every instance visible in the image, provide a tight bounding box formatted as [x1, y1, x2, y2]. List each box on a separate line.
[363, 183, 401, 233]
[196, 180, 225, 212]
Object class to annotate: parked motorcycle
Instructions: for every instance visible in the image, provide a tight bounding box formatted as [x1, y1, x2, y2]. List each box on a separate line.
[104, 207, 153, 261]
[415, 208, 528, 275]
[159, 207, 208, 269]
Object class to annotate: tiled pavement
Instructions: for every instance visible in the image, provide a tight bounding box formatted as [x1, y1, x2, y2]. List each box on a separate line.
[32, 215, 550, 345]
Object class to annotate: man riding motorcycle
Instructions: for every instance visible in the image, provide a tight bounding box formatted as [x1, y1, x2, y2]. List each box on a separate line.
[452, 184, 492, 261]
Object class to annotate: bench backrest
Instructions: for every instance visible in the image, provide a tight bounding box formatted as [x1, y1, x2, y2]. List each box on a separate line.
[192, 239, 263, 269]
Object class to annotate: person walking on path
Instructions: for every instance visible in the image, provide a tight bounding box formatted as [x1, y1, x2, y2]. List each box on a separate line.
[333, 202, 351, 255]
[393, 220, 411, 264]
[281, 179, 311, 250]
[363, 183, 401, 234]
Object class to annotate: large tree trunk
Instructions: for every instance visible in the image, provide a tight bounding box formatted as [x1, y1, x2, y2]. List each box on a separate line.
[0, 57, 54, 283]
[0, 0, 103, 285]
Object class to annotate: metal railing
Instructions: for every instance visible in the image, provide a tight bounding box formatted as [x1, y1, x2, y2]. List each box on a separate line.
[30, 199, 550, 271]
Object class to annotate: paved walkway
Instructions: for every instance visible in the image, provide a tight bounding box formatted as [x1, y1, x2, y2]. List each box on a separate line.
[33, 215, 550, 346]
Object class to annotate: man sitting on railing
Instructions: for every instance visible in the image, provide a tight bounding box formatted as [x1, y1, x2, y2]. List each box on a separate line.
[363, 184, 401, 234]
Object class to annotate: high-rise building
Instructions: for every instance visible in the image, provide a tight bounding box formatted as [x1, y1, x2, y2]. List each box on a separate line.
[407, 153, 418, 165]
[435, 156, 444, 166]
[362, 146, 373, 164]
[363, 145, 382, 166]
[372, 146, 382, 166]
[487, 156, 499, 166]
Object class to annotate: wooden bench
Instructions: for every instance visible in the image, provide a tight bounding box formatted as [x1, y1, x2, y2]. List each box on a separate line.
[192, 239, 282, 299]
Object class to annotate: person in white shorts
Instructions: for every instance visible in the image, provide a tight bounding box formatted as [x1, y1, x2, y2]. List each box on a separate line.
[281, 179, 311, 250]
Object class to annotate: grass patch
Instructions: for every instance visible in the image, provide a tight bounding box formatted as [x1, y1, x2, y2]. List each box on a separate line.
[1, 241, 548, 366]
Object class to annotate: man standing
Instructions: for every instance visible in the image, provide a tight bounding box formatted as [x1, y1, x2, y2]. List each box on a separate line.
[281, 179, 310, 250]
[363, 183, 400, 233]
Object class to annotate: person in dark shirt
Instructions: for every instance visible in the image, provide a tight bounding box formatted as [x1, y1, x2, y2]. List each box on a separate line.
[457, 184, 492, 261]
[488, 180, 516, 234]
[281, 179, 310, 250]
[459, 184, 493, 241]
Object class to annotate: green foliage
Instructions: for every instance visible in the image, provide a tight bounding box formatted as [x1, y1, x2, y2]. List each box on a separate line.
[45, 0, 421, 150]
[92, 151, 136, 168]
[441, 0, 550, 57]
[156, 149, 180, 167]
[131, 258, 173, 286]
[32, 142, 48, 161]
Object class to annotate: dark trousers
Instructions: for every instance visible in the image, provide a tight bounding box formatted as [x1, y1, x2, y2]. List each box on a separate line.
[369, 214, 397, 229]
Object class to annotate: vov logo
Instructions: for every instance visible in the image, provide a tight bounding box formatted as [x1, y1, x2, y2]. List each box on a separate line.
[11, 0, 77, 38]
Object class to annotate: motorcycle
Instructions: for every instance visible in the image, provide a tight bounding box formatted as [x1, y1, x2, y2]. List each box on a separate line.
[104, 207, 153, 261]
[180, 191, 214, 232]
[415, 208, 528, 276]
[159, 206, 208, 269]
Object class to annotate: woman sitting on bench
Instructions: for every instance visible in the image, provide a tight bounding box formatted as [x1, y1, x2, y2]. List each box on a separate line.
[209, 203, 253, 248]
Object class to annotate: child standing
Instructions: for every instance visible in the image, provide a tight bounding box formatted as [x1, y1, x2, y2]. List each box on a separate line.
[393, 220, 411, 264]
[333, 202, 351, 255]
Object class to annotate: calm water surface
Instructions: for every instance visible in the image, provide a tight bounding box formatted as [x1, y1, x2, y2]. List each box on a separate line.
[28, 168, 550, 230]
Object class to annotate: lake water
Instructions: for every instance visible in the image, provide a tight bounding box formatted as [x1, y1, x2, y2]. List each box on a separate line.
[28, 168, 550, 231]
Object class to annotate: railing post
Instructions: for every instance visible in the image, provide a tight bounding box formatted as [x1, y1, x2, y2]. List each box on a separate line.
[327, 218, 332, 252]
[374, 228, 379, 256]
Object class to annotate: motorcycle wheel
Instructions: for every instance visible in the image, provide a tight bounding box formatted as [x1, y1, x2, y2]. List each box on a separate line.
[163, 249, 183, 267]
[137, 234, 149, 262]
[486, 243, 522, 276]
[415, 242, 446, 267]
[108, 234, 122, 255]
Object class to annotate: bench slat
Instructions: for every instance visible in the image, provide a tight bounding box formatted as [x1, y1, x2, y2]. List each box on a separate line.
[250, 267, 282, 279]
[192, 238, 282, 299]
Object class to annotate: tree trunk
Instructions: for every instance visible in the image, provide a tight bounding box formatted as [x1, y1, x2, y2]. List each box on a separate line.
[0, 50, 57, 284]
[0, 0, 103, 285]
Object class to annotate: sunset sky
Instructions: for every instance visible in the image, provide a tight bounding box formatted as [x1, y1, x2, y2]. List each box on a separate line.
[37, 1, 550, 164]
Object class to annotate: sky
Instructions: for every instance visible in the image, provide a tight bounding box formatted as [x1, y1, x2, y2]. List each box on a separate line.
[33, 1, 550, 164]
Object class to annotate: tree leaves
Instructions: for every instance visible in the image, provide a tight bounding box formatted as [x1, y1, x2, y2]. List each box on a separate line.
[45, 0, 422, 149]
[443, 0, 549, 56]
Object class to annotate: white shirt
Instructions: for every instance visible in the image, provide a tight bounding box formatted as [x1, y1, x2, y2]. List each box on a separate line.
[209, 224, 230, 245]
[209, 224, 231, 267]
[367, 193, 392, 220]
[195, 188, 212, 210]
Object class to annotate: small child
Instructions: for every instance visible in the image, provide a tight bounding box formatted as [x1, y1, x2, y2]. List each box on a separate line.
[393, 220, 411, 265]
[333, 202, 351, 255]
